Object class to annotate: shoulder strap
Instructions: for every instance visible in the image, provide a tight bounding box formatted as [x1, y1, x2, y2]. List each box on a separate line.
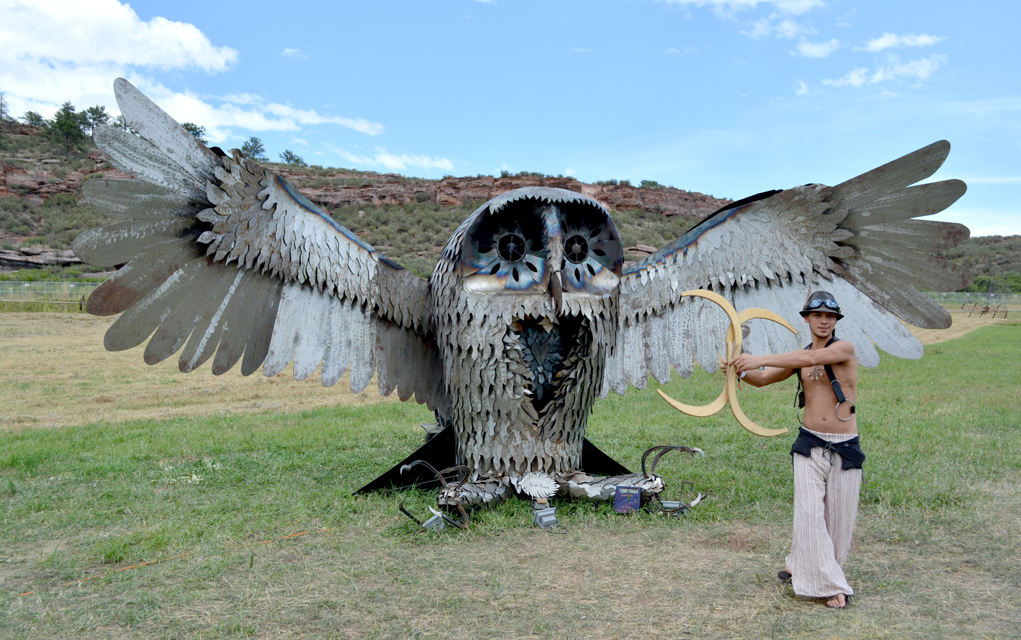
[823, 339, 856, 416]
[819, 337, 847, 403]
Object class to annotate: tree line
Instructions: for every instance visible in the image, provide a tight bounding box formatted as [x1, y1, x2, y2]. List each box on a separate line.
[1, 91, 307, 167]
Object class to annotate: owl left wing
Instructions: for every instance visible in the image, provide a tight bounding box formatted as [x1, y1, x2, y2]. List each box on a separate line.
[74, 79, 444, 412]
[602, 140, 970, 396]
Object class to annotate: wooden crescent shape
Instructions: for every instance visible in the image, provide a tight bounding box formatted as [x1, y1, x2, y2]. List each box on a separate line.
[653, 290, 742, 416]
[658, 291, 797, 437]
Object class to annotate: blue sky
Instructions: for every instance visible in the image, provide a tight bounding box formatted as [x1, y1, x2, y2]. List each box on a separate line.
[2, 0, 1018, 236]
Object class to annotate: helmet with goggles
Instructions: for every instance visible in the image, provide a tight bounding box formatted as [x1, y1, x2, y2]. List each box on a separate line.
[800, 290, 843, 320]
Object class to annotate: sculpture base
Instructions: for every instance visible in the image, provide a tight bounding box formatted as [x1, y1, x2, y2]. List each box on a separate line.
[354, 426, 631, 494]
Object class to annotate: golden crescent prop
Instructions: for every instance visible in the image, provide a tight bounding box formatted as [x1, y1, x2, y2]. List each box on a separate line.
[656, 290, 798, 437]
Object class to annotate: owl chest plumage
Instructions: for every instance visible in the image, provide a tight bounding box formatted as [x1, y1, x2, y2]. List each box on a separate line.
[431, 282, 618, 478]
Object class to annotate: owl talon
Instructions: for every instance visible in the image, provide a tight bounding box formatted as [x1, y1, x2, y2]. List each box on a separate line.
[437, 478, 512, 509]
[641, 444, 706, 478]
[639, 444, 705, 515]
[561, 471, 667, 501]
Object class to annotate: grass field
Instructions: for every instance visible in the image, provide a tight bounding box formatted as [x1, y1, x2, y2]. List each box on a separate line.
[1, 313, 1019, 639]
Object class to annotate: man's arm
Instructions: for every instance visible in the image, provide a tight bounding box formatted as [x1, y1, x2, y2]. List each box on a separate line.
[717, 360, 795, 387]
[724, 341, 855, 384]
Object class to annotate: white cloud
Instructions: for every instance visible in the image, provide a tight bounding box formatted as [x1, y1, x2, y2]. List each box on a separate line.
[744, 17, 815, 39]
[654, 0, 823, 16]
[795, 80, 809, 95]
[133, 87, 385, 142]
[282, 48, 306, 59]
[220, 93, 263, 106]
[0, 0, 235, 117]
[0, 0, 237, 72]
[822, 67, 869, 88]
[869, 55, 944, 83]
[774, 18, 812, 38]
[263, 103, 384, 135]
[0, 0, 383, 143]
[795, 38, 839, 58]
[861, 33, 945, 52]
[834, 9, 855, 27]
[564, 168, 577, 176]
[571, 48, 593, 53]
[822, 55, 944, 88]
[328, 146, 454, 173]
[664, 47, 682, 55]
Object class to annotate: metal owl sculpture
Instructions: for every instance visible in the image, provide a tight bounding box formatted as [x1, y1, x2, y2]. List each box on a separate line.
[75, 79, 970, 513]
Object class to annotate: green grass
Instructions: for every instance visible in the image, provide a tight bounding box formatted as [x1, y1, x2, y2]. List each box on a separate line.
[1, 326, 1019, 638]
[0, 267, 104, 283]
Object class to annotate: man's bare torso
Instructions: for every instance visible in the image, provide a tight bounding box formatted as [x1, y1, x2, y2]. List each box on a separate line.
[799, 350, 858, 434]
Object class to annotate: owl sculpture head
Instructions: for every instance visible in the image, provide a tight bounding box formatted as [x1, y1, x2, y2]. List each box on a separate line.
[457, 187, 624, 310]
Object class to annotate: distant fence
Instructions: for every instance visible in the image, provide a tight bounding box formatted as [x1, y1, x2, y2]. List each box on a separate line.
[0, 281, 102, 303]
[1, 281, 1017, 309]
[924, 291, 1021, 309]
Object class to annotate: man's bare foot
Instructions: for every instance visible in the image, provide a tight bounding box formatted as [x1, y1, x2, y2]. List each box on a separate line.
[826, 593, 849, 609]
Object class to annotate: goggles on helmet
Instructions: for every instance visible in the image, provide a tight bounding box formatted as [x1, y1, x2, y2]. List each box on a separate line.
[805, 298, 840, 311]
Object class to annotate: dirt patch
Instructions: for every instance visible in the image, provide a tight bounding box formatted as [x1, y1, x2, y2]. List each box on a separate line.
[2, 310, 1011, 431]
[12, 515, 1016, 639]
[0, 313, 392, 431]
[907, 311, 1014, 346]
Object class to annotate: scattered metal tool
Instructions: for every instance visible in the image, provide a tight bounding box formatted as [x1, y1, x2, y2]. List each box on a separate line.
[532, 498, 559, 530]
[641, 445, 706, 516]
[398, 461, 471, 530]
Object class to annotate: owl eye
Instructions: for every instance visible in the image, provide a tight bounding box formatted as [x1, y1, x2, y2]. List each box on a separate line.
[565, 234, 589, 264]
[556, 202, 623, 295]
[498, 233, 527, 263]
[461, 200, 548, 292]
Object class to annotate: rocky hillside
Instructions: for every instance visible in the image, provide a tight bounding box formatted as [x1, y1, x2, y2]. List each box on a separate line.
[0, 122, 729, 275]
[271, 168, 730, 218]
[2, 121, 1017, 291]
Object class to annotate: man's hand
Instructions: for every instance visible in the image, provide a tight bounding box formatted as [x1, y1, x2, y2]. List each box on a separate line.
[725, 353, 765, 377]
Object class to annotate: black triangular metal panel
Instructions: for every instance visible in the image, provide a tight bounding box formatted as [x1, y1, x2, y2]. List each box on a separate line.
[354, 427, 631, 494]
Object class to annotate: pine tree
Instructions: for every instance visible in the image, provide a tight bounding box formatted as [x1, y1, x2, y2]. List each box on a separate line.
[240, 136, 267, 161]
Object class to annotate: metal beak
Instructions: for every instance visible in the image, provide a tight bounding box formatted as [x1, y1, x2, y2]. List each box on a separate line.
[548, 270, 563, 316]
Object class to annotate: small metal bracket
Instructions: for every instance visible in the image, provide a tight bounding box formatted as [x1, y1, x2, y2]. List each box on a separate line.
[532, 499, 559, 530]
[420, 422, 445, 442]
[422, 508, 448, 531]
[647, 481, 705, 516]
[397, 461, 471, 530]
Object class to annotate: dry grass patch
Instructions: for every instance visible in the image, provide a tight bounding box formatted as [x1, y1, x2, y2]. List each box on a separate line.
[907, 310, 1014, 345]
[1, 308, 1006, 431]
[0, 313, 391, 430]
[7, 510, 1019, 639]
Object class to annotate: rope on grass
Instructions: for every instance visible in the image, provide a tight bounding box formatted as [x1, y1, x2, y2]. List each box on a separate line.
[15, 527, 334, 597]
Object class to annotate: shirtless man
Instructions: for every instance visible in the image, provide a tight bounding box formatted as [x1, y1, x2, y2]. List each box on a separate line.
[723, 290, 862, 609]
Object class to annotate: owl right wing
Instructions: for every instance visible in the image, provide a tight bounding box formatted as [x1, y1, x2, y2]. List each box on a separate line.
[602, 140, 971, 396]
[74, 79, 447, 413]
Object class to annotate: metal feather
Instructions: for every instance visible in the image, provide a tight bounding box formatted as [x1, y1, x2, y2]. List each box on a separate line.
[113, 78, 220, 185]
[81, 178, 194, 220]
[93, 125, 206, 202]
